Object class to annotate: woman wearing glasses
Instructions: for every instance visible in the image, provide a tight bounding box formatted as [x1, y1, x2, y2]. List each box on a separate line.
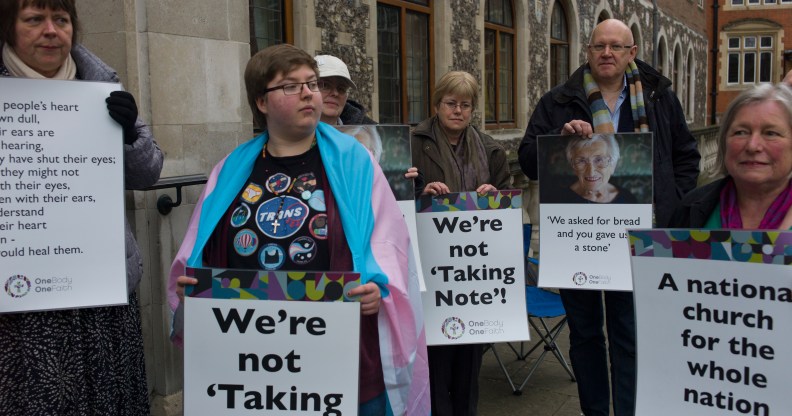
[314, 54, 376, 125]
[412, 71, 510, 198]
[170, 44, 429, 416]
[557, 134, 636, 203]
[411, 71, 511, 415]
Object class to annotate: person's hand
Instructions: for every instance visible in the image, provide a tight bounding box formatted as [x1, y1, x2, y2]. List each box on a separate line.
[476, 184, 497, 194]
[176, 275, 198, 303]
[106, 90, 139, 145]
[404, 167, 419, 179]
[561, 119, 593, 138]
[348, 282, 381, 315]
[422, 181, 450, 196]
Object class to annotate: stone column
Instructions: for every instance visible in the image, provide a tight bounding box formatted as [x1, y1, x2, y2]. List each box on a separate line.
[77, 1, 253, 415]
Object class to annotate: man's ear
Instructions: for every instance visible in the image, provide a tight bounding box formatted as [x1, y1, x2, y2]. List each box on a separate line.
[256, 96, 268, 115]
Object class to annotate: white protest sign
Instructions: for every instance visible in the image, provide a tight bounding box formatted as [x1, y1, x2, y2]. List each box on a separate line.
[537, 133, 653, 290]
[185, 298, 359, 415]
[630, 230, 792, 416]
[0, 77, 125, 312]
[417, 191, 529, 345]
[539, 204, 650, 290]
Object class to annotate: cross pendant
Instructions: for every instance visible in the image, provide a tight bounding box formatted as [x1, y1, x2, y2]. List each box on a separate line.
[272, 219, 281, 233]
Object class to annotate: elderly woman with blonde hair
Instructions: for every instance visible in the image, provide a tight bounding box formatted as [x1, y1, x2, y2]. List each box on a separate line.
[670, 83, 792, 230]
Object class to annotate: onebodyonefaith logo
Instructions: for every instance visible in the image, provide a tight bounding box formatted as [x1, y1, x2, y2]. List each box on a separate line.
[441, 317, 465, 340]
[572, 272, 587, 286]
[5, 274, 31, 298]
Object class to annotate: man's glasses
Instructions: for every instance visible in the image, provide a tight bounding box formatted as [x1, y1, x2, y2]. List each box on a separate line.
[264, 80, 320, 96]
[318, 80, 351, 95]
[588, 44, 634, 53]
[441, 101, 473, 111]
[572, 156, 612, 170]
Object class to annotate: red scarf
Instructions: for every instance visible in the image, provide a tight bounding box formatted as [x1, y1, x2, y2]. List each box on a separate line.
[720, 177, 792, 229]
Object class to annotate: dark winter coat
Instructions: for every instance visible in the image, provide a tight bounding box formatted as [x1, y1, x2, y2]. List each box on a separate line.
[518, 58, 700, 227]
[340, 99, 377, 125]
[412, 116, 511, 194]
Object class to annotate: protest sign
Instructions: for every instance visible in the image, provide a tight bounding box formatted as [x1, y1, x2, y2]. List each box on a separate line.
[537, 133, 652, 290]
[0, 77, 126, 312]
[184, 268, 361, 415]
[630, 230, 792, 416]
[417, 191, 529, 345]
[335, 124, 413, 201]
[336, 124, 426, 291]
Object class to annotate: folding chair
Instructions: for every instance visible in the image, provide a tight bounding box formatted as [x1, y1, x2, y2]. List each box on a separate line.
[509, 283, 576, 395]
[498, 224, 576, 395]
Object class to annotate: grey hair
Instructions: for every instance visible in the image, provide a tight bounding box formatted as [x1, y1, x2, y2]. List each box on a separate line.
[716, 83, 792, 176]
[344, 125, 383, 162]
[565, 134, 621, 167]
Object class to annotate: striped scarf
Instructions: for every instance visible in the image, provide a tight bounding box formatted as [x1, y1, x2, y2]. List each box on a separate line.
[583, 61, 649, 133]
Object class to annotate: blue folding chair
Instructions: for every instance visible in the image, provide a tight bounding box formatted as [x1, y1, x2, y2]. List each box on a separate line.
[503, 224, 576, 395]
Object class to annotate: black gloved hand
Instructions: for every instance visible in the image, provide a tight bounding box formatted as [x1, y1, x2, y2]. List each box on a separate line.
[106, 90, 139, 145]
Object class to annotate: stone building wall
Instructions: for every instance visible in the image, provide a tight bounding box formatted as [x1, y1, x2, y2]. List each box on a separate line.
[314, 0, 375, 113]
[450, 0, 483, 126]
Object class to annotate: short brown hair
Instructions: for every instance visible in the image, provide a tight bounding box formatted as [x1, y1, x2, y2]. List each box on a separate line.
[431, 71, 479, 109]
[0, 0, 81, 47]
[244, 44, 318, 130]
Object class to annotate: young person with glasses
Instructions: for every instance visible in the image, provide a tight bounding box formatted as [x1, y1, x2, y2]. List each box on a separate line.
[170, 44, 429, 416]
[518, 19, 700, 416]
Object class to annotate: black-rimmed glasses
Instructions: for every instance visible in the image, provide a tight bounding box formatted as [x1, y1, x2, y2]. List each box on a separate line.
[264, 80, 320, 95]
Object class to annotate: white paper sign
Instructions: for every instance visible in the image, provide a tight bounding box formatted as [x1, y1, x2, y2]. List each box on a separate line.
[0, 77, 126, 312]
[536, 133, 653, 291]
[631, 229, 792, 416]
[185, 297, 360, 415]
[417, 191, 529, 345]
[538, 204, 651, 290]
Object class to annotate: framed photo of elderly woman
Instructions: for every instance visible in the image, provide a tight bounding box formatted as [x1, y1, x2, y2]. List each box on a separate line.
[335, 124, 414, 201]
[538, 133, 652, 204]
[536, 133, 654, 290]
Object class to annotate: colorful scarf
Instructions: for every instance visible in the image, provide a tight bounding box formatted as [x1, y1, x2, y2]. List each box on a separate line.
[720, 177, 792, 229]
[431, 117, 490, 192]
[583, 61, 649, 133]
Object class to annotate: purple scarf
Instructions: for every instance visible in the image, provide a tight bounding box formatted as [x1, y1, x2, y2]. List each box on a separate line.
[720, 177, 792, 229]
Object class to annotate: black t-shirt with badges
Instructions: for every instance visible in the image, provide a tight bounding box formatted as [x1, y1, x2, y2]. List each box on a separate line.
[220, 144, 331, 271]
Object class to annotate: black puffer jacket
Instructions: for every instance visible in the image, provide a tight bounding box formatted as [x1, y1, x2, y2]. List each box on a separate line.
[667, 178, 726, 228]
[518, 59, 701, 227]
[340, 99, 377, 125]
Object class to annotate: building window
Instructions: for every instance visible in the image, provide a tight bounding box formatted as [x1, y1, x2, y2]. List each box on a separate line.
[485, 0, 515, 127]
[550, 2, 570, 89]
[673, 45, 682, 96]
[377, 1, 432, 125]
[727, 35, 773, 86]
[657, 37, 667, 76]
[249, 0, 292, 53]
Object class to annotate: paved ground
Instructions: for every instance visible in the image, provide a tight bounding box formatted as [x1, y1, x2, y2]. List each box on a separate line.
[477, 317, 584, 416]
